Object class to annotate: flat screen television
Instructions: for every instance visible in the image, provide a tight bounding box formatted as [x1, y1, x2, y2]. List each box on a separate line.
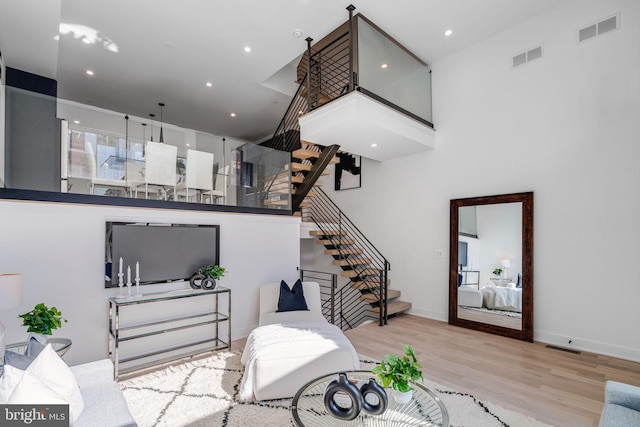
[458, 241, 468, 267]
[105, 222, 220, 288]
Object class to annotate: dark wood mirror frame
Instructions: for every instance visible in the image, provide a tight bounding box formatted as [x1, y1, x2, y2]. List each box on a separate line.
[449, 192, 534, 342]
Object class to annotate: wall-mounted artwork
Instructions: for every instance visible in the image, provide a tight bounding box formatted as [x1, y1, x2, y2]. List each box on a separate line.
[335, 153, 361, 191]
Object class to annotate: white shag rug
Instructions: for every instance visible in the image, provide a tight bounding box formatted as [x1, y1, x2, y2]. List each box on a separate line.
[119, 351, 553, 427]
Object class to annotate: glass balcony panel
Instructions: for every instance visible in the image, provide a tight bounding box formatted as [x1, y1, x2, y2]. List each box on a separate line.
[357, 17, 432, 124]
[1, 86, 291, 211]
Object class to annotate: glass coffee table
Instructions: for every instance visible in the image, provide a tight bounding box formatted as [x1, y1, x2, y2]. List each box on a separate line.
[6, 337, 72, 358]
[292, 371, 448, 426]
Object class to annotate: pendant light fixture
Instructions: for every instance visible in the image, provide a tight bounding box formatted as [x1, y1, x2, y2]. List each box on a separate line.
[141, 123, 147, 157]
[158, 102, 165, 143]
[124, 114, 129, 152]
[149, 113, 155, 141]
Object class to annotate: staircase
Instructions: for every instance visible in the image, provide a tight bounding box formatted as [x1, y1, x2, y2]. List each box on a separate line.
[258, 27, 412, 328]
[304, 188, 412, 327]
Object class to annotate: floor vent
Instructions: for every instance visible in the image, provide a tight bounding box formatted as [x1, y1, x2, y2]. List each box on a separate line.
[578, 14, 620, 43]
[512, 45, 543, 68]
[545, 344, 581, 355]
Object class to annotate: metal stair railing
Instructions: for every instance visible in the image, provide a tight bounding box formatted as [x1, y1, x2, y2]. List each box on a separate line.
[299, 268, 369, 331]
[307, 188, 390, 326]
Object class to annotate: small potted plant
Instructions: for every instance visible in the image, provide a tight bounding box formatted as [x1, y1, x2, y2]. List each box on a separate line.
[492, 267, 503, 277]
[189, 264, 226, 290]
[372, 345, 423, 404]
[18, 303, 67, 344]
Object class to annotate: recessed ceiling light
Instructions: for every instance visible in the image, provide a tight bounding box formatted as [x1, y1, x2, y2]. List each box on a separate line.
[73, 120, 80, 124]
[298, 110, 304, 115]
[86, 70, 94, 76]
[244, 46, 251, 53]
[206, 82, 213, 87]
[381, 63, 388, 69]
[371, 143, 378, 147]
[444, 29, 453, 37]
[230, 113, 237, 117]
[186, 143, 190, 147]
[82, 38, 91, 44]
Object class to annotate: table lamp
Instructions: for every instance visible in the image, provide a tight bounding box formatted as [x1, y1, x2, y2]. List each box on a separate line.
[0, 273, 23, 365]
[500, 259, 511, 279]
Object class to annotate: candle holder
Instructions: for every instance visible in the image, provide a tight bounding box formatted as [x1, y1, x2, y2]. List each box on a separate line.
[117, 273, 125, 298]
[126, 280, 133, 299]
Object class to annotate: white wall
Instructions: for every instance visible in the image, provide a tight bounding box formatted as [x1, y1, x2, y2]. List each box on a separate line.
[302, 0, 640, 361]
[0, 199, 301, 366]
[476, 203, 522, 285]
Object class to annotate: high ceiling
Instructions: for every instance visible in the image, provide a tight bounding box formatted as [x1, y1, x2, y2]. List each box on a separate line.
[0, 0, 566, 142]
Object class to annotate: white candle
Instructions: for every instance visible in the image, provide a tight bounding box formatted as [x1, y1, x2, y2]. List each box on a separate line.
[127, 265, 131, 283]
[136, 262, 140, 280]
[119, 257, 123, 275]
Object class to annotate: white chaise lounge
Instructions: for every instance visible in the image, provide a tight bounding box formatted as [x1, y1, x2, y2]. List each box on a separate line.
[239, 281, 360, 401]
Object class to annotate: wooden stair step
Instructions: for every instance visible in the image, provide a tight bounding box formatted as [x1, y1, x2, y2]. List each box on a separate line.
[293, 211, 301, 217]
[298, 201, 309, 208]
[360, 289, 401, 303]
[332, 257, 372, 267]
[292, 148, 320, 160]
[323, 247, 362, 255]
[341, 268, 381, 278]
[350, 280, 386, 291]
[291, 175, 304, 184]
[310, 229, 348, 236]
[291, 162, 312, 172]
[370, 301, 412, 316]
[317, 238, 356, 246]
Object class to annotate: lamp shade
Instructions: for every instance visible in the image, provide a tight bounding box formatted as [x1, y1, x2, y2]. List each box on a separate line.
[0, 273, 22, 310]
[500, 259, 511, 268]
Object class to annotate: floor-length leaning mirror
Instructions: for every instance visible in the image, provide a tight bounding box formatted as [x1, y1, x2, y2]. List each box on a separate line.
[449, 192, 534, 342]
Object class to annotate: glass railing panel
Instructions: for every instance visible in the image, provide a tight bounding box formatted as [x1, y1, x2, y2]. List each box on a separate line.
[356, 17, 432, 125]
[1, 86, 291, 211]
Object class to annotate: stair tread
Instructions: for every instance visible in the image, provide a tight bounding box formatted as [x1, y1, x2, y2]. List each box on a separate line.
[310, 229, 348, 236]
[370, 301, 412, 315]
[291, 162, 312, 172]
[361, 289, 401, 303]
[323, 247, 362, 254]
[292, 148, 320, 160]
[341, 268, 382, 278]
[316, 238, 355, 246]
[332, 257, 372, 266]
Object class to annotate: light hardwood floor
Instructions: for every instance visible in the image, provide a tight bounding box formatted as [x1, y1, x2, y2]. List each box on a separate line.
[338, 314, 640, 427]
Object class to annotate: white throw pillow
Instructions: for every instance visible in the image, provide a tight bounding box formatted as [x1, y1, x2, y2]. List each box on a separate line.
[0, 364, 25, 403]
[8, 369, 67, 405]
[21, 344, 84, 423]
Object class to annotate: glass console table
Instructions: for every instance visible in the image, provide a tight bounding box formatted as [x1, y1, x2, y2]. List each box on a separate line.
[108, 287, 231, 379]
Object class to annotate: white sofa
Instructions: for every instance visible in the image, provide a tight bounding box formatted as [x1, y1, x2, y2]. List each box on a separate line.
[239, 281, 360, 401]
[71, 359, 137, 426]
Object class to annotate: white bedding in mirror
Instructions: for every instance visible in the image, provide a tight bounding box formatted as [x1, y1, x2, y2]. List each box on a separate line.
[481, 285, 522, 312]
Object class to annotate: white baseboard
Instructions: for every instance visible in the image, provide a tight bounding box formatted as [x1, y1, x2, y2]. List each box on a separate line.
[534, 330, 640, 363]
[406, 311, 640, 363]
[407, 308, 448, 323]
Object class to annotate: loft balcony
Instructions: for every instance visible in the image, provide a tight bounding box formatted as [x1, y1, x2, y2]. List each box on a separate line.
[296, 11, 436, 162]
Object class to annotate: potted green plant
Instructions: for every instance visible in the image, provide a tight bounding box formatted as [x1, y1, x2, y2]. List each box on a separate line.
[190, 264, 226, 289]
[492, 267, 503, 277]
[18, 303, 67, 344]
[372, 345, 423, 404]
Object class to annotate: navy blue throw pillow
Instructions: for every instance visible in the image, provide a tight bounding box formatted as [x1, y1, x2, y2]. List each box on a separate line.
[276, 279, 309, 312]
[458, 273, 463, 287]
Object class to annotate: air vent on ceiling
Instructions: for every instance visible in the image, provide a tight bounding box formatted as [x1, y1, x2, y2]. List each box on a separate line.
[578, 13, 620, 43]
[512, 45, 543, 69]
